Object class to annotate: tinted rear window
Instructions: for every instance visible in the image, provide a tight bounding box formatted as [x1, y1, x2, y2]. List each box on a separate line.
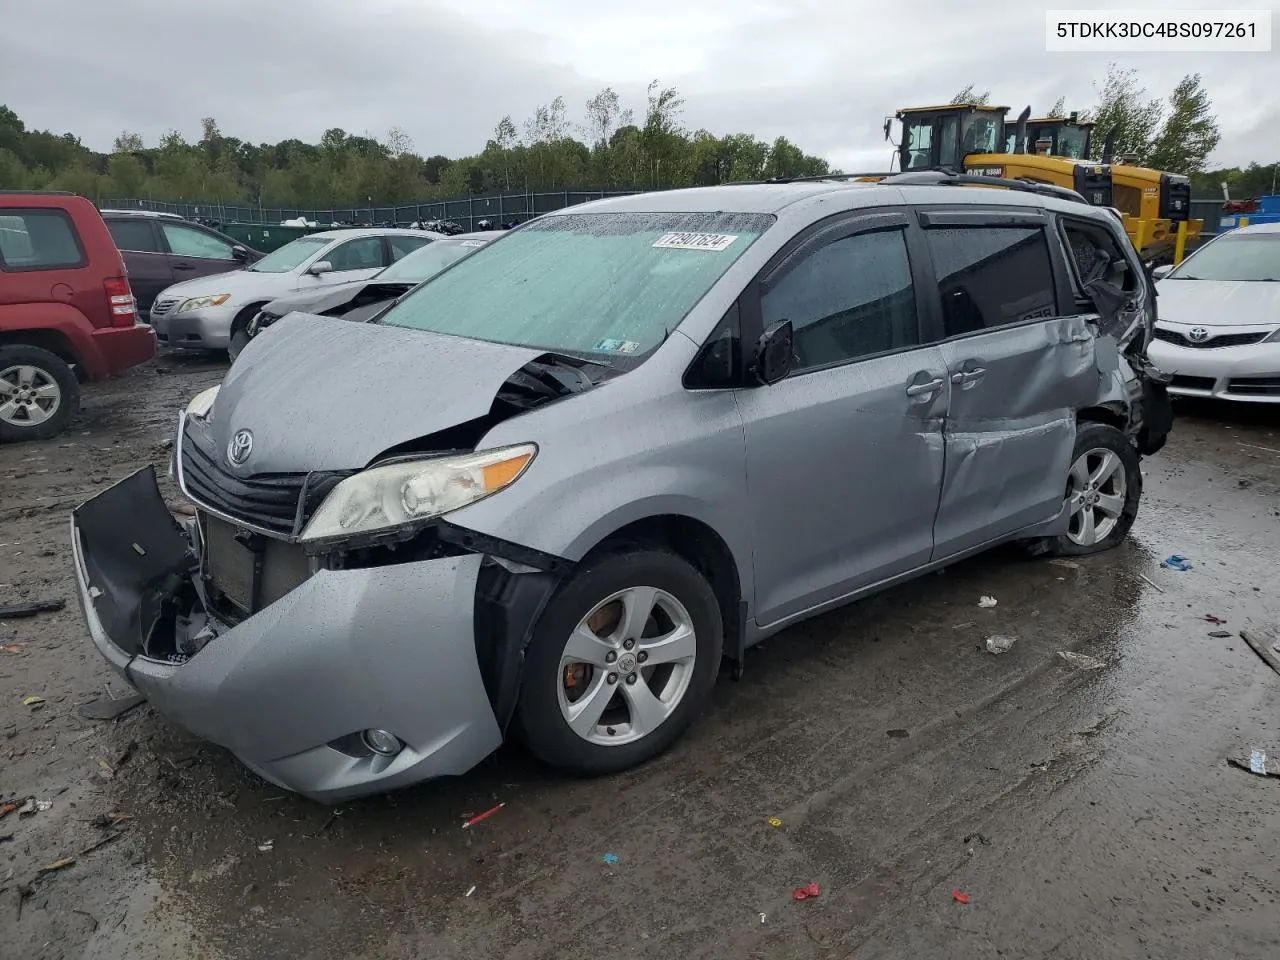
[0, 209, 86, 271]
[106, 218, 162, 253]
[925, 226, 1057, 336]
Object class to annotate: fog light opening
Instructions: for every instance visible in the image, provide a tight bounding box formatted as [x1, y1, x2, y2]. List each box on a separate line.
[361, 729, 402, 756]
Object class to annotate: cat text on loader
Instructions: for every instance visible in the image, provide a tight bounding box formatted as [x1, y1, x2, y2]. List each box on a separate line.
[888, 103, 1115, 207]
[1017, 113, 1201, 264]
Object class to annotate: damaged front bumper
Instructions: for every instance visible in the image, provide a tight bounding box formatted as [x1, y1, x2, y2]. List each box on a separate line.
[70, 467, 507, 803]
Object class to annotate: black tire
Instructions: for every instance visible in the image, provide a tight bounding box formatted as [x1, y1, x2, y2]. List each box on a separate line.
[0, 345, 80, 443]
[516, 548, 723, 775]
[1036, 422, 1142, 557]
[227, 304, 265, 363]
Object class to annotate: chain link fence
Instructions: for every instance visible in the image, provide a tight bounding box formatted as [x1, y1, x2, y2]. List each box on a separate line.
[96, 190, 643, 231]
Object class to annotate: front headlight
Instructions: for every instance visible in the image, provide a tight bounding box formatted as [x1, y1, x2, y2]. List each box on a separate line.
[184, 385, 220, 419]
[176, 293, 231, 314]
[300, 444, 537, 544]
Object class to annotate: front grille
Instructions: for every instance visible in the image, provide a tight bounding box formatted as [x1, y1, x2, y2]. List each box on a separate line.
[179, 429, 350, 537]
[1170, 375, 1216, 391]
[1152, 328, 1270, 349]
[151, 296, 179, 318]
[1228, 377, 1280, 396]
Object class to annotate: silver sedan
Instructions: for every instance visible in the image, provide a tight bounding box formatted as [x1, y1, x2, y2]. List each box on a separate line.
[1148, 223, 1280, 402]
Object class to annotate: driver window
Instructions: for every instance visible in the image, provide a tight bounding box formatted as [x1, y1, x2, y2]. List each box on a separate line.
[761, 229, 919, 373]
[161, 224, 234, 260]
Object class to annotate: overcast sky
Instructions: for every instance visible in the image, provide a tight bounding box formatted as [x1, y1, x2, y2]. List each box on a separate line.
[2, 0, 1276, 172]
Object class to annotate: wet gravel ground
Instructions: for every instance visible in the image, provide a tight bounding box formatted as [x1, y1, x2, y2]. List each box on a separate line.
[2, 355, 1279, 960]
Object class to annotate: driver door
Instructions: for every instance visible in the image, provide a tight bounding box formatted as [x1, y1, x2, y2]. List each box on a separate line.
[734, 212, 951, 627]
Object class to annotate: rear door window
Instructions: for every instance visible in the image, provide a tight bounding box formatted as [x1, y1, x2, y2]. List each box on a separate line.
[388, 235, 432, 262]
[107, 218, 162, 253]
[924, 226, 1057, 337]
[161, 223, 236, 260]
[327, 237, 387, 272]
[0, 209, 86, 271]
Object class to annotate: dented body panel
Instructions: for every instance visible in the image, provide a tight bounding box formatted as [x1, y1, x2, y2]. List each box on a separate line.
[69, 182, 1170, 801]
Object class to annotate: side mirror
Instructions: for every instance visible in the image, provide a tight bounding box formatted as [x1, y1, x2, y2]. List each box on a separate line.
[1151, 264, 1174, 280]
[750, 319, 794, 386]
[231, 244, 250, 263]
[308, 260, 333, 276]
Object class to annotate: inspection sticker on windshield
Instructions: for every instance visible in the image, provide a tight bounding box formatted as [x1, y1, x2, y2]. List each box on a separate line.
[594, 338, 640, 354]
[653, 232, 738, 252]
[460, 240, 486, 247]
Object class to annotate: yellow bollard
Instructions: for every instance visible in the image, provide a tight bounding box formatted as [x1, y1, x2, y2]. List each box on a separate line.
[1173, 220, 1189, 264]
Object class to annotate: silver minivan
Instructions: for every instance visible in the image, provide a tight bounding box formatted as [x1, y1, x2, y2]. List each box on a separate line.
[71, 176, 1172, 802]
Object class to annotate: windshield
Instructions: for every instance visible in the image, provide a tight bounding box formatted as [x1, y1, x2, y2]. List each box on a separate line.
[1167, 233, 1280, 281]
[1056, 125, 1089, 159]
[377, 239, 487, 282]
[376, 212, 772, 360]
[249, 236, 328, 273]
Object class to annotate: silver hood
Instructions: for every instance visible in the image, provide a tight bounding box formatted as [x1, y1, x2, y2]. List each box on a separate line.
[1155, 278, 1280, 328]
[204, 313, 545, 472]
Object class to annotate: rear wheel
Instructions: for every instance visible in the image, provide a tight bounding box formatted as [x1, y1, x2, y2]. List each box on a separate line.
[516, 549, 722, 775]
[0, 345, 79, 442]
[1039, 422, 1141, 557]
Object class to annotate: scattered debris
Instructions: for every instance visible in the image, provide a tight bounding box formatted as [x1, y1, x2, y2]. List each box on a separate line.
[1, 644, 23, 654]
[257, 841, 274, 852]
[307, 811, 339, 839]
[978, 596, 998, 608]
[1203, 614, 1227, 626]
[465, 885, 477, 897]
[0, 599, 65, 619]
[760, 912, 767, 923]
[115, 740, 138, 768]
[21, 696, 45, 708]
[14, 798, 51, 818]
[792, 882, 820, 901]
[0, 834, 12, 844]
[72, 909, 99, 931]
[1048, 559, 1080, 569]
[985, 635, 1017, 655]
[76, 692, 145, 721]
[1240, 630, 1280, 676]
[1160, 555, 1193, 571]
[1227, 750, 1280, 779]
[886, 729, 910, 739]
[461, 802, 505, 829]
[38, 858, 75, 875]
[963, 833, 992, 846]
[0, 798, 23, 819]
[1138, 574, 1165, 594]
[1058, 651, 1107, 670]
[89, 812, 131, 829]
[79, 833, 123, 857]
[601, 853, 619, 865]
[767, 817, 783, 828]
[1209, 630, 1232, 639]
[952, 889, 970, 904]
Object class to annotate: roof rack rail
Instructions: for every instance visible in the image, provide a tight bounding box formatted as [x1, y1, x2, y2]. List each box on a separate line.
[880, 170, 1090, 205]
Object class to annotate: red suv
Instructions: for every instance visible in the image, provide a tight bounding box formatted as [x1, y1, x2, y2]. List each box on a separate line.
[0, 191, 155, 441]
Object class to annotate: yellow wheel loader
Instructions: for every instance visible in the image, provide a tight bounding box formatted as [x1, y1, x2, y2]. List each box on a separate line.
[1014, 114, 1202, 264]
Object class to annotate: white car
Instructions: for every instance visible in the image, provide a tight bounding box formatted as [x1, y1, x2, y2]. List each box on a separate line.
[148, 228, 443, 355]
[1149, 222, 1280, 403]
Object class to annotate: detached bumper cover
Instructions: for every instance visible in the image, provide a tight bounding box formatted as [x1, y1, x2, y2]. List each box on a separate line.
[71, 468, 503, 803]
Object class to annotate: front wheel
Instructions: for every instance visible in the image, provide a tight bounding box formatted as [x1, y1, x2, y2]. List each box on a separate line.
[1041, 422, 1142, 556]
[0, 345, 80, 442]
[516, 549, 723, 775]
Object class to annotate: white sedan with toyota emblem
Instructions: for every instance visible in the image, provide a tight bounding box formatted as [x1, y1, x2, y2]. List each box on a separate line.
[1148, 222, 1280, 403]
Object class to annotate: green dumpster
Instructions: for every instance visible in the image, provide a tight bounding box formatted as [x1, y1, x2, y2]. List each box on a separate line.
[220, 222, 332, 253]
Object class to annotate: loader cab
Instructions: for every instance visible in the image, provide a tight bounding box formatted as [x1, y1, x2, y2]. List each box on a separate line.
[1005, 116, 1094, 160]
[895, 105, 1009, 171]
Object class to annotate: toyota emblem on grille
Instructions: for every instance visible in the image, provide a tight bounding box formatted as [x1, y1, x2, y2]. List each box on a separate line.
[227, 429, 254, 465]
[1188, 327, 1210, 343]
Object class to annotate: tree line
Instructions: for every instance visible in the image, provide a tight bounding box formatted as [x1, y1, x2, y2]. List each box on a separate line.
[1, 67, 1271, 208]
[0, 81, 832, 209]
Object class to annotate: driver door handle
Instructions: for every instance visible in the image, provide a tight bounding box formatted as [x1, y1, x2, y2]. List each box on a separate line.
[906, 377, 945, 397]
[951, 366, 986, 384]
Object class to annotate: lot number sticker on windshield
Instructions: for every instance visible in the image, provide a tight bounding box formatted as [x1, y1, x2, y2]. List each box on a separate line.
[653, 232, 739, 252]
